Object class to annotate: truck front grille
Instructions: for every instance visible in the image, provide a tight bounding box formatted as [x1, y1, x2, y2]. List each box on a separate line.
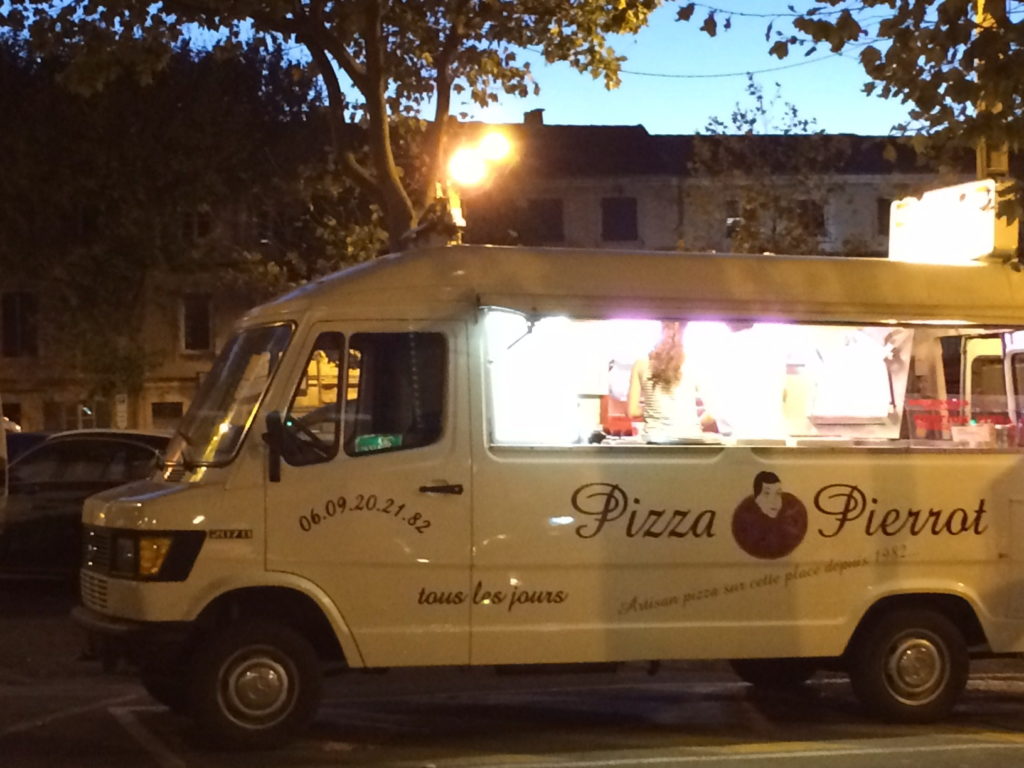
[80, 570, 109, 611]
[82, 527, 113, 572]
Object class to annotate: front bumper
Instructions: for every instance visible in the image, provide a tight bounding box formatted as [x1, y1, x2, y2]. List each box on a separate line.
[72, 605, 194, 668]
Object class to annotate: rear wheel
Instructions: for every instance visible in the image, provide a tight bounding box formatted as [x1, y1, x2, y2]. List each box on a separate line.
[729, 658, 817, 689]
[848, 609, 968, 723]
[187, 621, 322, 749]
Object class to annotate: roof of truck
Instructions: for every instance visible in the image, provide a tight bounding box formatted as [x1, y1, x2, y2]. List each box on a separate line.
[243, 245, 1024, 326]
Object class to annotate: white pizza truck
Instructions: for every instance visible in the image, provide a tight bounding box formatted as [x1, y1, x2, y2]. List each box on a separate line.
[74, 244, 1024, 747]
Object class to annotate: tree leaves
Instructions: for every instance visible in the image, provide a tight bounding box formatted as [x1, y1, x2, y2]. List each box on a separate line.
[0, 38, 378, 393]
[700, 11, 718, 37]
[679, 1, 1024, 171]
[859, 45, 881, 69]
[7, 0, 662, 251]
[688, 76, 856, 256]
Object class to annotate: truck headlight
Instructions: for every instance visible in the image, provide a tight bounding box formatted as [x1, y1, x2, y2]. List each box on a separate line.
[138, 536, 173, 577]
[103, 530, 205, 581]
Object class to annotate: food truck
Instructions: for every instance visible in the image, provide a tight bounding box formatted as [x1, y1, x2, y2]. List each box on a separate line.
[73, 244, 1024, 747]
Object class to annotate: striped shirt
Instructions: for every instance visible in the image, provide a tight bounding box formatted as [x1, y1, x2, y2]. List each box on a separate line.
[640, 373, 703, 443]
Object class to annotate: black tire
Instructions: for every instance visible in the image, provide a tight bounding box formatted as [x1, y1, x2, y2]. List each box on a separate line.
[141, 666, 190, 714]
[848, 609, 968, 723]
[730, 658, 817, 689]
[187, 621, 322, 749]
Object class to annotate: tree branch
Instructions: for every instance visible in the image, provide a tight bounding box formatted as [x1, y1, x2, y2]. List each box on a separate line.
[361, 0, 415, 247]
[417, 9, 468, 215]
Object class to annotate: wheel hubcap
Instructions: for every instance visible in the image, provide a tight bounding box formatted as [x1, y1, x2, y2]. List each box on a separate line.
[221, 651, 294, 727]
[886, 636, 946, 704]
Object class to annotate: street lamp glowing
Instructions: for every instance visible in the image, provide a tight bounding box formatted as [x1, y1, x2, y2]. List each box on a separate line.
[479, 131, 512, 162]
[439, 129, 516, 243]
[447, 130, 514, 188]
[448, 147, 488, 187]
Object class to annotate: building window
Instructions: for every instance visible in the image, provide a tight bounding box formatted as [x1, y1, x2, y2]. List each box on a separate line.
[250, 206, 276, 245]
[181, 208, 213, 242]
[796, 199, 826, 236]
[601, 197, 639, 242]
[182, 294, 212, 352]
[43, 400, 111, 431]
[2, 292, 38, 358]
[151, 401, 184, 431]
[724, 199, 743, 239]
[521, 198, 564, 245]
[877, 197, 893, 236]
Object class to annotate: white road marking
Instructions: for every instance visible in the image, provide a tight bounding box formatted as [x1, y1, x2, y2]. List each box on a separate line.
[444, 741, 1024, 768]
[0, 693, 138, 738]
[110, 705, 186, 768]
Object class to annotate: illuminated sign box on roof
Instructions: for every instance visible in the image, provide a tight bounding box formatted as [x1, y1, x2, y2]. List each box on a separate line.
[889, 179, 1019, 265]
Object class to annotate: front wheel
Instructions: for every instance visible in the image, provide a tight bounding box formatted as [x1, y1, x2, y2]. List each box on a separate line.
[848, 609, 968, 723]
[188, 621, 322, 749]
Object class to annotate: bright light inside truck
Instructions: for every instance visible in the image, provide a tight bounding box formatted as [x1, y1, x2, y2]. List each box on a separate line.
[484, 310, 579, 443]
[483, 310, 921, 446]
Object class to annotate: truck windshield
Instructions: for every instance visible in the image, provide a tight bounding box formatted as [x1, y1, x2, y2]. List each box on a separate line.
[171, 323, 293, 467]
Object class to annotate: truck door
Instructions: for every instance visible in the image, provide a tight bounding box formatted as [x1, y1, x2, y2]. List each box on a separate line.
[264, 321, 472, 667]
[962, 335, 1010, 425]
[1003, 330, 1024, 429]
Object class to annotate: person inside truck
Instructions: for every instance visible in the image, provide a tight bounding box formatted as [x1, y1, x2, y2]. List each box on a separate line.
[627, 320, 717, 444]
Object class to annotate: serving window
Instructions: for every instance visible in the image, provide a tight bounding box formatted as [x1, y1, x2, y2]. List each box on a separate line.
[482, 309, 1024, 450]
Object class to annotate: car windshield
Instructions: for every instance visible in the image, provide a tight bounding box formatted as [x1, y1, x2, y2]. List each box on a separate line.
[170, 324, 293, 467]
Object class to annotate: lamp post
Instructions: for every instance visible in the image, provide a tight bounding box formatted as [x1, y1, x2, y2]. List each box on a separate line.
[441, 130, 514, 244]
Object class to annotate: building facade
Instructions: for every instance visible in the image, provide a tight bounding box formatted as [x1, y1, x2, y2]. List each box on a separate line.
[462, 116, 969, 258]
[1, 119, 972, 433]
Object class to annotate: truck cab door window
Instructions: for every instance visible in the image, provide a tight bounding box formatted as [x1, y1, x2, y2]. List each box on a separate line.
[281, 332, 345, 466]
[344, 332, 446, 455]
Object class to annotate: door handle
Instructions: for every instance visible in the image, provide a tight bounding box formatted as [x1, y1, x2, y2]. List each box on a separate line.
[418, 483, 464, 495]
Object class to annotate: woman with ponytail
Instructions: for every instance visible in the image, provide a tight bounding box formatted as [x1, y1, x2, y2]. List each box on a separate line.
[627, 321, 715, 443]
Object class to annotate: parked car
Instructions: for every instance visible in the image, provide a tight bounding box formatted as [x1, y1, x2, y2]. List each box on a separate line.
[6, 432, 51, 462]
[0, 430, 169, 580]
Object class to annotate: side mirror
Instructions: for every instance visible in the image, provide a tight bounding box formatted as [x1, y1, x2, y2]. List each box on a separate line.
[263, 412, 284, 483]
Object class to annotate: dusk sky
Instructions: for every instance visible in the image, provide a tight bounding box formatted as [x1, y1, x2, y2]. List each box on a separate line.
[468, 3, 917, 137]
